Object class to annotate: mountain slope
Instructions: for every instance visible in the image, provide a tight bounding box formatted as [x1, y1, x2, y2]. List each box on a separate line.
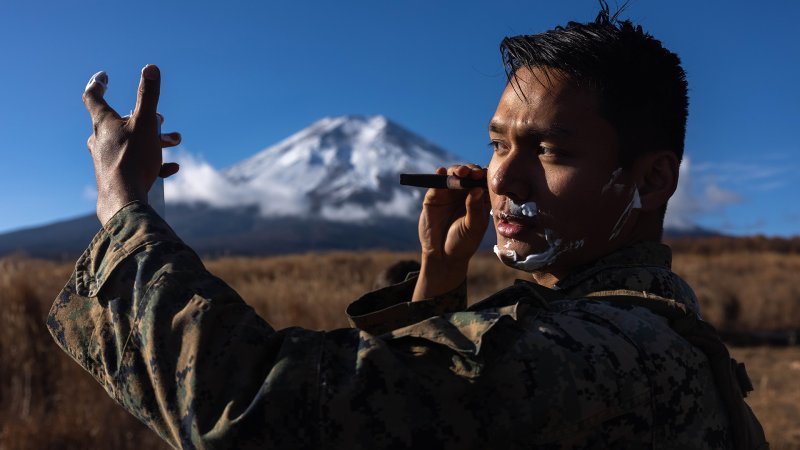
[167, 115, 462, 222]
[0, 116, 459, 258]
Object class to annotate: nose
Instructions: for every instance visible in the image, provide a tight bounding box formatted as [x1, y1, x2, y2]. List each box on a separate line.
[489, 148, 536, 203]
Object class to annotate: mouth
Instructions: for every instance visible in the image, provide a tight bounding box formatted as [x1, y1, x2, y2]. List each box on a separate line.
[495, 211, 538, 238]
[494, 199, 542, 238]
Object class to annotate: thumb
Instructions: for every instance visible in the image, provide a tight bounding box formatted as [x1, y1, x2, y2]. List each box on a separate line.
[83, 71, 120, 124]
[132, 64, 160, 127]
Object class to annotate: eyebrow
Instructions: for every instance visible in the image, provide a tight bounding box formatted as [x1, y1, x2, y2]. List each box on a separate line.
[488, 120, 572, 138]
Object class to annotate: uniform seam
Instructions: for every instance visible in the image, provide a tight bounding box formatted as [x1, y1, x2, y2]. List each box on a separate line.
[115, 271, 169, 373]
[112, 271, 169, 422]
[75, 229, 106, 296]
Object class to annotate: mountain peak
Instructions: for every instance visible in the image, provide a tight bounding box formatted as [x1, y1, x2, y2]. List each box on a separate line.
[202, 115, 462, 221]
[304, 114, 388, 137]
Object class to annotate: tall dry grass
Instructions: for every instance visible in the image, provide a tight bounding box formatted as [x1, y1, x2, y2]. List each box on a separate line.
[674, 252, 800, 331]
[0, 257, 166, 449]
[729, 347, 800, 449]
[1, 249, 798, 448]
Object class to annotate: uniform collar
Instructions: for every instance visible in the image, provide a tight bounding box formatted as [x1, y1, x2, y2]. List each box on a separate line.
[555, 241, 672, 292]
[468, 241, 685, 312]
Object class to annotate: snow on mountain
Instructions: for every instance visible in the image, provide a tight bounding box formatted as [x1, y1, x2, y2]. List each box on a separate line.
[165, 115, 462, 222]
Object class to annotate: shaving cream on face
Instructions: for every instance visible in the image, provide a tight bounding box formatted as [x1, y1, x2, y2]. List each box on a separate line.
[493, 197, 590, 271]
[494, 202, 570, 271]
[493, 229, 584, 271]
[608, 186, 641, 241]
[602, 167, 625, 194]
[508, 200, 538, 218]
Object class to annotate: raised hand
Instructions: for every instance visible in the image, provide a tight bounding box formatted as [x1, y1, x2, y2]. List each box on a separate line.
[412, 164, 490, 300]
[83, 65, 181, 225]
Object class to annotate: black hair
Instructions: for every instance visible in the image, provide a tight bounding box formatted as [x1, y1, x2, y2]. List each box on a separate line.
[500, 1, 688, 168]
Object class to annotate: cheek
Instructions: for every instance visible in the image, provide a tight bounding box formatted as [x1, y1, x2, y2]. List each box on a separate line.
[541, 169, 599, 215]
[545, 171, 614, 231]
[542, 169, 570, 198]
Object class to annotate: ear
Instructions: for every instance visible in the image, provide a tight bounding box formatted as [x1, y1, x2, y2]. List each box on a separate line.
[633, 151, 680, 212]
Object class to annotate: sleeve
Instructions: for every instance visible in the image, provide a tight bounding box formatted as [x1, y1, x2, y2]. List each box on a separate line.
[47, 202, 665, 448]
[345, 274, 467, 335]
[46, 202, 328, 449]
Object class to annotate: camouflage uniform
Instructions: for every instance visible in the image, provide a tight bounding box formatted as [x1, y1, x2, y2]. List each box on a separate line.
[48, 202, 747, 449]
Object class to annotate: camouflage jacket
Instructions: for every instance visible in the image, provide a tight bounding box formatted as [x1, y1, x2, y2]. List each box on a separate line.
[48, 202, 738, 449]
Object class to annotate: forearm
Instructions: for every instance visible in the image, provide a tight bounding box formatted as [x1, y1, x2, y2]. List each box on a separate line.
[411, 256, 469, 301]
[47, 203, 320, 448]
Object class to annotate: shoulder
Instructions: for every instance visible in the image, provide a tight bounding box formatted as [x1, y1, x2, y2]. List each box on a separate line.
[536, 299, 730, 446]
[377, 302, 657, 445]
[320, 299, 728, 447]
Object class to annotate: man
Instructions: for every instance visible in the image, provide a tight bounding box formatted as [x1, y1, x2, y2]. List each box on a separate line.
[48, 7, 766, 450]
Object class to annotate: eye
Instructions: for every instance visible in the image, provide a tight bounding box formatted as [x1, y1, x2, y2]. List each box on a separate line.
[488, 140, 509, 155]
[538, 145, 559, 157]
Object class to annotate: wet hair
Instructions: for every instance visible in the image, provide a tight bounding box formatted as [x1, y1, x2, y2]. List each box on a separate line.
[500, 1, 688, 167]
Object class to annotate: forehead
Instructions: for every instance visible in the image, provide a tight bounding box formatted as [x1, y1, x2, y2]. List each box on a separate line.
[491, 67, 604, 132]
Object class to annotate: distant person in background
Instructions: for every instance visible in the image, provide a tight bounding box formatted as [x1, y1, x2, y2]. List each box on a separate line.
[372, 259, 421, 289]
[48, 3, 766, 449]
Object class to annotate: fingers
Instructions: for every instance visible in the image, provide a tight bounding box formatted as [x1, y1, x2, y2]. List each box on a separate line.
[132, 64, 161, 128]
[124, 112, 176, 147]
[159, 162, 180, 178]
[463, 165, 491, 237]
[464, 187, 490, 231]
[160, 131, 181, 148]
[444, 164, 489, 229]
[83, 71, 120, 124]
[446, 163, 487, 182]
[424, 163, 485, 205]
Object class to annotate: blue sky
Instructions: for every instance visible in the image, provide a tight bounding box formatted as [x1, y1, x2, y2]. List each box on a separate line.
[0, 0, 798, 236]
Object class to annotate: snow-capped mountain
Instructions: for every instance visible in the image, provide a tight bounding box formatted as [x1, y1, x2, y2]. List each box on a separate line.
[167, 115, 462, 222]
[0, 116, 468, 258]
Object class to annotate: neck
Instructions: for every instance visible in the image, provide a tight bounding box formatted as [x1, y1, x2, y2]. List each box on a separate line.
[529, 232, 662, 289]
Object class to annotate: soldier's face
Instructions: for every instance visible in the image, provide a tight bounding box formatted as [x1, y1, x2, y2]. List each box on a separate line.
[487, 66, 639, 278]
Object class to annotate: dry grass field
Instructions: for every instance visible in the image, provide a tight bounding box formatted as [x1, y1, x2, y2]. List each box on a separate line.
[1, 247, 798, 448]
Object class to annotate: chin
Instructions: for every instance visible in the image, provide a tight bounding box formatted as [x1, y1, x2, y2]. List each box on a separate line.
[493, 232, 586, 273]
